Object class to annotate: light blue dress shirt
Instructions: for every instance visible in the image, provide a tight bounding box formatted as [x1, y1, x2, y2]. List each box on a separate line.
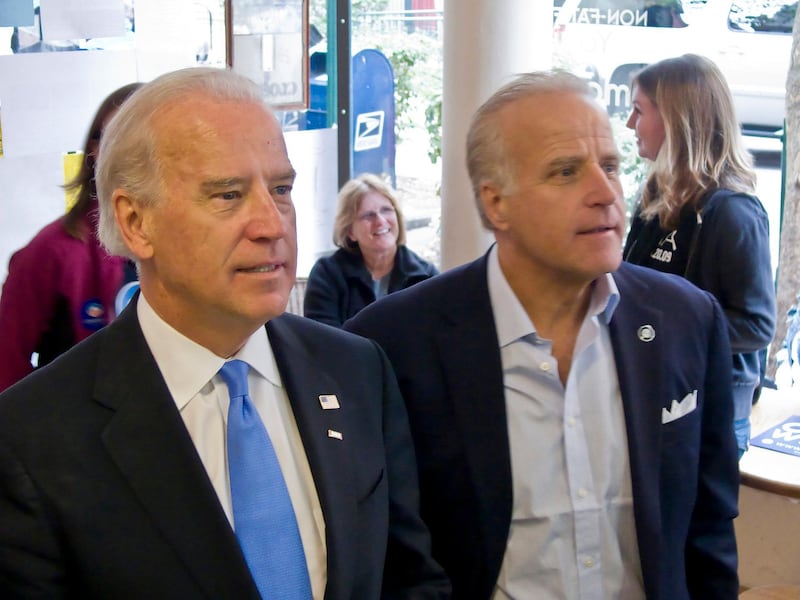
[487, 247, 645, 600]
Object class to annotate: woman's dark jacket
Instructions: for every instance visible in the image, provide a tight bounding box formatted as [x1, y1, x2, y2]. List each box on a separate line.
[303, 245, 439, 327]
[623, 188, 776, 420]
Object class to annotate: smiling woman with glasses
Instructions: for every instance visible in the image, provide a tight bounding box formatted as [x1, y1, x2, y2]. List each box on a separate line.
[303, 173, 439, 327]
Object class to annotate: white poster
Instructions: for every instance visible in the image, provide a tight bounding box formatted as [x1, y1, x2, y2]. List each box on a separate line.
[0, 50, 137, 158]
[40, 0, 125, 41]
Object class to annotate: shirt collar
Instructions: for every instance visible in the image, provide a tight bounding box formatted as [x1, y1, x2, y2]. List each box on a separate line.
[488, 245, 536, 348]
[595, 271, 620, 324]
[487, 245, 620, 348]
[136, 293, 281, 410]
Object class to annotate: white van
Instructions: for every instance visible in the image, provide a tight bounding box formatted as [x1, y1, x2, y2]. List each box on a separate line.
[553, 0, 797, 135]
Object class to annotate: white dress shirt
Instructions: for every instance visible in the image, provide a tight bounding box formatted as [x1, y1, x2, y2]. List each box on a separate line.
[487, 247, 644, 600]
[137, 294, 327, 599]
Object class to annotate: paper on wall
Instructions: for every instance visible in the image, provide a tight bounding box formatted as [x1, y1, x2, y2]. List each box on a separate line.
[39, 0, 125, 41]
[0, 49, 137, 158]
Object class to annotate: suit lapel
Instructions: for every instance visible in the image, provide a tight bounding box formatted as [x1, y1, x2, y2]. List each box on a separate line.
[267, 316, 357, 599]
[609, 264, 665, 599]
[433, 257, 513, 572]
[95, 305, 259, 599]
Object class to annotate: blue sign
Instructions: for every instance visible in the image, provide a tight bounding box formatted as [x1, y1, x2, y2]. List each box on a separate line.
[751, 415, 800, 457]
[351, 49, 396, 186]
[277, 48, 396, 184]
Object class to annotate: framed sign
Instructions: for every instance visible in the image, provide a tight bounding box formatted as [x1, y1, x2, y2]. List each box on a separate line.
[226, 0, 309, 110]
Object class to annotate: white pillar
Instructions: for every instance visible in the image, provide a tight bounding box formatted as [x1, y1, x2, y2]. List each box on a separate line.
[440, 0, 553, 269]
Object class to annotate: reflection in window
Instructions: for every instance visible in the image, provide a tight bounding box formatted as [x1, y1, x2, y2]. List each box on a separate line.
[1, 0, 225, 64]
[553, 0, 687, 28]
[728, 0, 798, 34]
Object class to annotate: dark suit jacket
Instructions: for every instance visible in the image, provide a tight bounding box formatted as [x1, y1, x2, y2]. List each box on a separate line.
[345, 253, 739, 600]
[0, 303, 449, 599]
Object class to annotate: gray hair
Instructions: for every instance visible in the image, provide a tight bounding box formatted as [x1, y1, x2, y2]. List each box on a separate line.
[466, 70, 593, 229]
[96, 67, 268, 258]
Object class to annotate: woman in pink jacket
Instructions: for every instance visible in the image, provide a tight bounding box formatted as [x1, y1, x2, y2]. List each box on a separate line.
[0, 83, 141, 392]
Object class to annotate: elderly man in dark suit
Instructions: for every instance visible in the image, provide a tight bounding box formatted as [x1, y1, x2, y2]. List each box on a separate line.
[0, 67, 449, 599]
[346, 71, 739, 599]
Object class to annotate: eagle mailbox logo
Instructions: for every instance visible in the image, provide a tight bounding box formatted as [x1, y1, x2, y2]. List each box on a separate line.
[354, 111, 385, 152]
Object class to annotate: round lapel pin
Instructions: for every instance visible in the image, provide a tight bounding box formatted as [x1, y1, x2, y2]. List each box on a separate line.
[637, 325, 655, 342]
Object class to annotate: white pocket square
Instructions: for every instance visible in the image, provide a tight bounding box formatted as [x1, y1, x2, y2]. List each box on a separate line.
[661, 390, 698, 424]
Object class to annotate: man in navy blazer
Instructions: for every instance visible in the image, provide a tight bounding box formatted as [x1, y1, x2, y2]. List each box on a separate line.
[346, 71, 739, 599]
[0, 68, 449, 599]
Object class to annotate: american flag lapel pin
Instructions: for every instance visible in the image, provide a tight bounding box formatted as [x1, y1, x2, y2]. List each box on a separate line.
[319, 394, 340, 410]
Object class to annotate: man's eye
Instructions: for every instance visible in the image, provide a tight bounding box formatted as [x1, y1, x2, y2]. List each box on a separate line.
[274, 185, 293, 196]
[219, 191, 240, 201]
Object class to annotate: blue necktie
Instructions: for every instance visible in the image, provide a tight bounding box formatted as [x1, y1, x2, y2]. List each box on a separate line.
[220, 360, 312, 599]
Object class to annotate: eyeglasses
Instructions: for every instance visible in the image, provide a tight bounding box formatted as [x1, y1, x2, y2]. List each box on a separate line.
[356, 206, 396, 223]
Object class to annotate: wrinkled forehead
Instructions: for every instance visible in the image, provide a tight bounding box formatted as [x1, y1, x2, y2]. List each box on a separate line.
[156, 93, 275, 131]
[154, 95, 285, 157]
[503, 92, 617, 154]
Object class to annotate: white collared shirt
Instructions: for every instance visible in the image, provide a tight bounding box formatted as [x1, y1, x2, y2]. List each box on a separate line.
[487, 247, 644, 600]
[137, 294, 327, 599]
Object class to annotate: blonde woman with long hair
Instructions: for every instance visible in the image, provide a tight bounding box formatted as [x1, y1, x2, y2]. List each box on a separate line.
[623, 54, 776, 457]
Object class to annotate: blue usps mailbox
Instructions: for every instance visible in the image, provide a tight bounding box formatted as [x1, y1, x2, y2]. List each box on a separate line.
[282, 48, 396, 186]
[351, 49, 396, 186]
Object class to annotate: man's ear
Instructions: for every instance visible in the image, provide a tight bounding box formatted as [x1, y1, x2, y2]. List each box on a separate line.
[113, 190, 154, 260]
[479, 181, 510, 231]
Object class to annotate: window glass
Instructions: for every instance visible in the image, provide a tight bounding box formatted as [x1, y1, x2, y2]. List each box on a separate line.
[299, 1, 444, 268]
[553, 1, 688, 28]
[728, 0, 797, 34]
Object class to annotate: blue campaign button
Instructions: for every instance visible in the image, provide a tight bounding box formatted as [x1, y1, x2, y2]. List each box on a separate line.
[80, 298, 106, 331]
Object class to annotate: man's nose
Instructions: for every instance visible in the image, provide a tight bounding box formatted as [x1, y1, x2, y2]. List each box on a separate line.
[247, 187, 289, 239]
[587, 165, 621, 206]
